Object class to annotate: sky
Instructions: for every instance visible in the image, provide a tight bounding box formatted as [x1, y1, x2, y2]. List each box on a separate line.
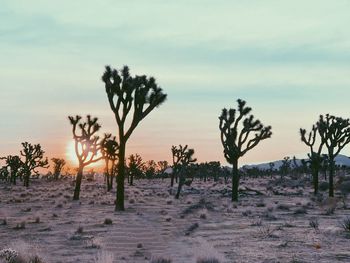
[1, 0, 350, 169]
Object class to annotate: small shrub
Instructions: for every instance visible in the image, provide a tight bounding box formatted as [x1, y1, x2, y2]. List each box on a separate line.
[340, 217, 350, 233]
[150, 256, 172, 263]
[196, 257, 221, 263]
[309, 218, 319, 230]
[34, 217, 40, 224]
[1, 218, 7, 225]
[185, 222, 199, 235]
[258, 225, 275, 238]
[104, 218, 112, 225]
[76, 226, 84, 234]
[325, 207, 335, 215]
[294, 207, 307, 215]
[94, 251, 114, 263]
[14, 221, 26, 230]
[276, 204, 290, 211]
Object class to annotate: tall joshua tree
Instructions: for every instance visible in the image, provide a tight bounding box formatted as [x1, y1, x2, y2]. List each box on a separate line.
[51, 158, 66, 180]
[317, 114, 350, 197]
[20, 142, 49, 187]
[68, 115, 103, 200]
[102, 65, 167, 211]
[300, 125, 324, 194]
[171, 145, 197, 199]
[101, 134, 119, 191]
[219, 99, 272, 201]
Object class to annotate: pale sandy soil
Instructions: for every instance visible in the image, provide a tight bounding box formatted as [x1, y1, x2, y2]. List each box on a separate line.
[0, 176, 349, 263]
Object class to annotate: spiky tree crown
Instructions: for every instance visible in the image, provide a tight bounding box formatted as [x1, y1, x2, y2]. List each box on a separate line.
[219, 99, 272, 164]
[20, 142, 49, 173]
[101, 134, 119, 162]
[300, 124, 324, 161]
[102, 65, 167, 141]
[317, 114, 350, 156]
[68, 115, 102, 166]
[171, 145, 197, 167]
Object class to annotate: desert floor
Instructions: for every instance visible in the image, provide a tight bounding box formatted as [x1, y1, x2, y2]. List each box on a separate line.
[0, 176, 350, 263]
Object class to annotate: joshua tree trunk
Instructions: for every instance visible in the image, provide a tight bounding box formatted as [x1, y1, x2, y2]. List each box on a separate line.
[175, 171, 184, 199]
[311, 164, 319, 195]
[130, 173, 134, 186]
[116, 142, 126, 211]
[73, 166, 84, 200]
[329, 158, 335, 197]
[231, 158, 239, 202]
[170, 173, 175, 187]
[24, 172, 29, 187]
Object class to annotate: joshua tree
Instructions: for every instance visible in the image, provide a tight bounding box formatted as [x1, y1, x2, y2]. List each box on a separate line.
[68, 115, 103, 200]
[51, 158, 66, 180]
[127, 154, 144, 185]
[102, 65, 167, 211]
[20, 142, 49, 187]
[300, 125, 324, 194]
[171, 145, 197, 199]
[1, 155, 22, 184]
[144, 160, 157, 179]
[219, 99, 272, 201]
[101, 134, 119, 191]
[268, 162, 275, 178]
[317, 114, 350, 197]
[279, 156, 291, 178]
[157, 160, 169, 180]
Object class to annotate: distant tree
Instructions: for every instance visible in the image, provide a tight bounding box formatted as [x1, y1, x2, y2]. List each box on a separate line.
[317, 114, 350, 197]
[279, 157, 291, 178]
[102, 65, 167, 211]
[1, 155, 22, 184]
[51, 158, 66, 180]
[157, 160, 169, 180]
[0, 166, 9, 182]
[101, 134, 119, 191]
[127, 154, 144, 185]
[68, 115, 103, 200]
[219, 99, 272, 201]
[171, 145, 197, 199]
[20, 142, 49, 187]
[300, 124, 324, 194]
[268, 162, 275, 178]
[144, 160, 157, 179]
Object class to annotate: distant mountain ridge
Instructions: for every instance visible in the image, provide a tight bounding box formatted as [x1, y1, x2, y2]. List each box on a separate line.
[243, 154, 350, 170]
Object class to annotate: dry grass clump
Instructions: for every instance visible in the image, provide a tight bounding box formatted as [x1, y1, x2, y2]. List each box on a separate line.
[0, 241, 45, 263]
[340, 217, 350, 233]
[13, 221, 26, 230]
[309, 218, 319, 230]
[196, 257, 221, 263]
[149, 256, 172, 263]
[94, 251, 114, 263]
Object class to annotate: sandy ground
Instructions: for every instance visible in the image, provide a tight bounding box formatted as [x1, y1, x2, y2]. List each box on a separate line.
[0, 176, 350, 263]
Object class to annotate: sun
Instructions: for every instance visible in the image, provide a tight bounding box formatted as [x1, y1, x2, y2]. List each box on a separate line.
[65, 140, 104, 169]
[66, 140, 79, 167]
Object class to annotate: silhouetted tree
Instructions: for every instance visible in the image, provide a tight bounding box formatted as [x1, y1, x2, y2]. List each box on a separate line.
[300, 124, 324, 194]
[144, 160, 157, 179]
[279, 156, 291, 178]
[102, 65, 167, 211]
[68, 115, 103, 200]
[219, 99, 272, 201]
[127, 154, 144, 185]
[20, 142, 49, 187]
[157, 160, 169, 180]
[317, 114, 350, 197]
[51, 158, 66, 180]
[101, 134, 119, 191]
[269, 162, 275, 178]
[1, 155, 22, 184]
[171, 145, 197, 199]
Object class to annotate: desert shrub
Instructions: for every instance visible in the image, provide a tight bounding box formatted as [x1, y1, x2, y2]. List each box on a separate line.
[258, 225, 275, 238]
[181, 198, 214, 216]
[276, 204, 290, 211]
[309, 218, 319, 230]
[14, 221, 26, 230]
[256, 201, 266, 207]
[294, 207, 307, 215]
[150, 256, 172, 263]
[340, 217, 350, 233]
[325, 207, 335, 215]
[319, 182, 329, 191]
[94, 251, 114, 263]
[196, 257, 221, 263]
[185, 222, 199, 235]
[76, 226, 84, 234]
[104, 218, 112, 225]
